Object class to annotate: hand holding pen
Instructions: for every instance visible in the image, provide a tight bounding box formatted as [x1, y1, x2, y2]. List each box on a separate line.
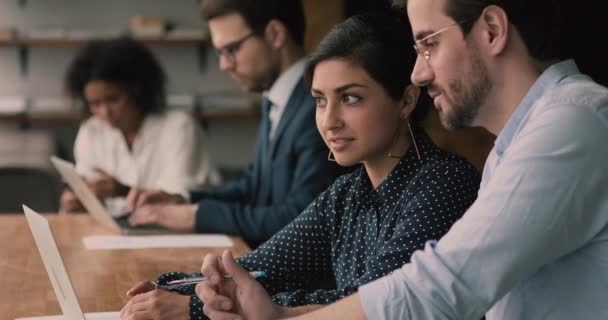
[196, 251, 283, 320]
[155, 271, 266, 291]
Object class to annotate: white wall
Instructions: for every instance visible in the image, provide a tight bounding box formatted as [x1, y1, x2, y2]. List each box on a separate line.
[0, 0, 258, 169]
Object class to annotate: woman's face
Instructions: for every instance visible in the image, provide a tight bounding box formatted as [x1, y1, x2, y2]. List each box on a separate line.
[312, 58, 409, 167]
[84, 80, 141, 131]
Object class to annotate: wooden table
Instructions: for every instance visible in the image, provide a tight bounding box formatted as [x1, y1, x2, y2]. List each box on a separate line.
[0, 214, 250, 319]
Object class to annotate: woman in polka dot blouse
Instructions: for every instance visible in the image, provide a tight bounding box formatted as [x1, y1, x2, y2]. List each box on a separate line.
[120, 11, 481, 320]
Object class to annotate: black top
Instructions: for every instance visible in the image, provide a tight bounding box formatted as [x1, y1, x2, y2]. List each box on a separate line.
[156, 130, 481, 320]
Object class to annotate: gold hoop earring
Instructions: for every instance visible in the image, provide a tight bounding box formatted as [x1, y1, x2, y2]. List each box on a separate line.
[328, 150, 336, 162]
[388, 121, 421, 160]
[388, 152, 403, 159]
[408, 122, 421, 160]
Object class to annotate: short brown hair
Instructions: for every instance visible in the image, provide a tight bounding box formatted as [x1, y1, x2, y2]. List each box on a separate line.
[392, 0, 565, 62]
[201, 0, 306, 46]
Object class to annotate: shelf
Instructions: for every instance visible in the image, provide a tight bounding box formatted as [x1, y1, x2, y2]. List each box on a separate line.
[199, 107, 260, 121]
[0, 40, 16, 47]
[0, 36, 208, 48]
[0, 112, 84, 126]
[0, 35, 210, 76]
[0, 107, 259, 127]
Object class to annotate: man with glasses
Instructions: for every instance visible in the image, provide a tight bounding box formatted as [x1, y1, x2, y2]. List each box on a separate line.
[196, 0, 608, 319]
[124, 0, 344, 246]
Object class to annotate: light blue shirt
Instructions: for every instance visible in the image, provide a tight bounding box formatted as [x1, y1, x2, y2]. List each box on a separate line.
[359, 60, 608, 319]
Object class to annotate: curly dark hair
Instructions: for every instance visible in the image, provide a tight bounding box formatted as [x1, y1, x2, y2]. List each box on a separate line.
[65, 36, 167, 114]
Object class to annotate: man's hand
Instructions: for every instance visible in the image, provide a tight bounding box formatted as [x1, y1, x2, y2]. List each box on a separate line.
[120, 282, 190, 320]
[128, 204, 196, 231]
[125, 188, 185, 212]
[60, 189, 85, 213]
[125, 281, 157, 297]
[196, 251, 284, 320]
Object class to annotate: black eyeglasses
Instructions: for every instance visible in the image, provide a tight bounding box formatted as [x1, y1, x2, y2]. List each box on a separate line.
[214, 32, 256, 63]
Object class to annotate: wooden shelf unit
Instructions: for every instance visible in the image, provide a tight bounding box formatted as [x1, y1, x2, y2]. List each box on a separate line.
[0, 106, 259, 127]
[0, 35, 208, 47]
[0, 35, 210, 75]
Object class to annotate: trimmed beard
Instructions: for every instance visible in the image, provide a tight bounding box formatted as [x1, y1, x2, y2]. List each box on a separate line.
[440, 50, 492, 130]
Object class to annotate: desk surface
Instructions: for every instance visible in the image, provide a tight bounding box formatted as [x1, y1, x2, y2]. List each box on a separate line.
[0, 214, 250, 319]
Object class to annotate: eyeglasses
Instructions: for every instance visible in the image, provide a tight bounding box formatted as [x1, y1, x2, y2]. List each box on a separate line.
[215, 32, 256, 63]
[413, 21, 466, 64]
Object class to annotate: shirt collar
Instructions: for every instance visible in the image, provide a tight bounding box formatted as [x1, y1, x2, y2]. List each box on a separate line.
[495, 59, 580, 156]
[263, 58, 308, 109]
[360, 129, 435, 200]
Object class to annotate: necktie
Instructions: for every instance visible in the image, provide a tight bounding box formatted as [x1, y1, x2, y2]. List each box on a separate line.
[262, 96, 273, 140]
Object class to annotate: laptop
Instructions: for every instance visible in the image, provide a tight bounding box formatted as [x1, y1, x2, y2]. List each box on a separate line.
[50, 156, 170, 235]
[22, 205, 120, 320]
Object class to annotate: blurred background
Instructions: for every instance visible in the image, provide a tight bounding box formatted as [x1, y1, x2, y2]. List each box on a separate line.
[0, 0, 604, 213]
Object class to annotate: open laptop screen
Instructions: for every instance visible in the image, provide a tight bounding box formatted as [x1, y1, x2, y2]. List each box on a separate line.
[23, 205, 86, 320]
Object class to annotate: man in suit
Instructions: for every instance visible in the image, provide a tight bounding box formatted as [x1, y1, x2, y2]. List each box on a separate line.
[124, 0, 344, 248]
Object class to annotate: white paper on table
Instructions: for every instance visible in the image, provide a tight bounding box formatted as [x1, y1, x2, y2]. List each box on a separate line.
[82, 234, 233, 250]
[16, 311, 120, 320]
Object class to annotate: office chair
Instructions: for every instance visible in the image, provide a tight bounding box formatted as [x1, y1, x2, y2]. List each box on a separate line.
[0, 167, 61, 213]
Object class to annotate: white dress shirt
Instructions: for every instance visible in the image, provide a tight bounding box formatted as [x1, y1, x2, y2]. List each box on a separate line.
[74, 109, 221, 195]
[359, 60, 608, 319]
[264, 58, 308, 140]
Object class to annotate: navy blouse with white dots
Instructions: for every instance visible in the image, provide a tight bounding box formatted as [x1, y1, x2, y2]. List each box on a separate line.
[156, 130, 481, 319]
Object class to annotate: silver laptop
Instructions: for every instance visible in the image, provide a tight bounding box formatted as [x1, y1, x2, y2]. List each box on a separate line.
[50, 156, 169, 235]
[22, 205, 120, 320]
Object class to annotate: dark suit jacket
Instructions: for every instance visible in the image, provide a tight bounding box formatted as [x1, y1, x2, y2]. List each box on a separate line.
[190, 78, 347, 247]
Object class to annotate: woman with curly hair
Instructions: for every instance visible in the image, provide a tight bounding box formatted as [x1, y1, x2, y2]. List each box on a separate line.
[61, 37, 221, 212]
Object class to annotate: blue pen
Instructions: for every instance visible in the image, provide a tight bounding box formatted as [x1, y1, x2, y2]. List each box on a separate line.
[156, 271, 266, 290]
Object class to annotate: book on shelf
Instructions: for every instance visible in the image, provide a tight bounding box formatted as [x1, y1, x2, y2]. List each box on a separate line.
[130, 15, 167, 38]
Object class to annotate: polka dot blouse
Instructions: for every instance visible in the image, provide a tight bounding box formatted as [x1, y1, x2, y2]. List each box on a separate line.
[156, 130, 481, 319]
